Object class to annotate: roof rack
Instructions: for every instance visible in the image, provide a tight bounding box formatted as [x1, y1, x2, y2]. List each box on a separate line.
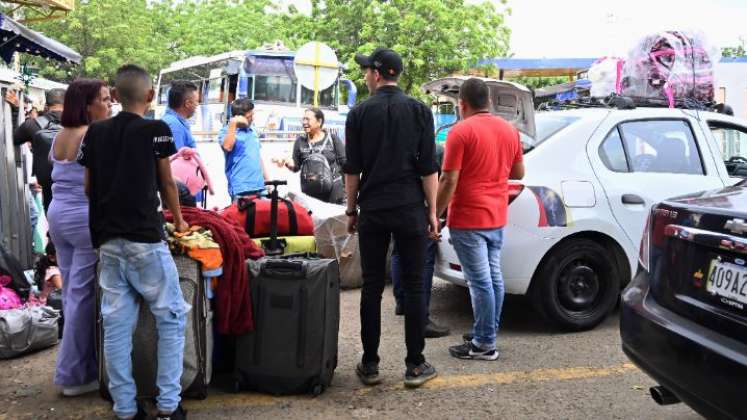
[537, 94, 717, 112]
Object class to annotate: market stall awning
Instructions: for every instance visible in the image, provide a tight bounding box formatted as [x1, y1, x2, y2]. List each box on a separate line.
[0, 13, 80, 64]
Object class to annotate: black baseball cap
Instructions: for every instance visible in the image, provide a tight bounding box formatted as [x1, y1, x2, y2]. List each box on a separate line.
[355, 48, 403, 78]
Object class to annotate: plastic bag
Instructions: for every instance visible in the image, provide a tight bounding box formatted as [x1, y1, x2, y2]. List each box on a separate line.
[0, 305, 59, 359]
[0, 276, 22, 310]
[621, 30, 720, 106]
[588, 57, 625, 98]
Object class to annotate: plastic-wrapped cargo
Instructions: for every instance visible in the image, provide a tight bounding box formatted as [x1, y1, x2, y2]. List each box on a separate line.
[588, 57, 625, 98]
[288, 191, 363, 289]
[621, 30, 719, 107]
[288, 191, 392, 289]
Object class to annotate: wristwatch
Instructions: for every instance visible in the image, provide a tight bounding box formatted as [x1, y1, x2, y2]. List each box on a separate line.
[345, 208, 358, 216]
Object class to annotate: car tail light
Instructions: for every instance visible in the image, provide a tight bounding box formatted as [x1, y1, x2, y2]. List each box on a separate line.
[639, 209, 653, 272]
[508, 183, 524, 205]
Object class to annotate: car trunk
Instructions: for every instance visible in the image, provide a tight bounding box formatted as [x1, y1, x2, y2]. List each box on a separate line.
[421, 76, 535, 139]
[648, 186, 747, 342]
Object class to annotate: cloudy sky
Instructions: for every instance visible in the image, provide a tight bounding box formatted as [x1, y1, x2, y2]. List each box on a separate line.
[280, 0, 747, 58]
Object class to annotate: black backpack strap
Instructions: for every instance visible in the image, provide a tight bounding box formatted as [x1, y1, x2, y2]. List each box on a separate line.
[279, 198, 298, 236]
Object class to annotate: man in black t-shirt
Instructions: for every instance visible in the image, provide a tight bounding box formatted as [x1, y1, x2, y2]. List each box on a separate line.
[78, 64, 189, 420]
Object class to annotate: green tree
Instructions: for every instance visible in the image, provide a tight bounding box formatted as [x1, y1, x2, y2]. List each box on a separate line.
[20, 0, 177, 81]
[722, 38, 746, 58]
[289, 0, 511, 98]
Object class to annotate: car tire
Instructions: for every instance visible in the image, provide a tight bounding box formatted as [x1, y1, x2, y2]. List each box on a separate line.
[530, 238, 620, 331]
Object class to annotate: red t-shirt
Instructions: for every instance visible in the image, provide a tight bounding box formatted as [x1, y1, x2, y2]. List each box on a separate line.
[442, 113, 523, 229]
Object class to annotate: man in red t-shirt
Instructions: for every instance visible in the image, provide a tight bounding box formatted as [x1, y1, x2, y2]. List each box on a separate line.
[436, 78, 525, 361]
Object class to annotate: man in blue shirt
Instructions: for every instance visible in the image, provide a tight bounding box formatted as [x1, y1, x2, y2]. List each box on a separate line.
[162, 80, 198, 150]
[219, 98, 269, 200]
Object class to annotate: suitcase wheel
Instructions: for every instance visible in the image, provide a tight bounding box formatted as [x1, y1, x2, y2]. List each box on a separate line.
[311, 383, 324, 397]
[232, 375, 244, 394]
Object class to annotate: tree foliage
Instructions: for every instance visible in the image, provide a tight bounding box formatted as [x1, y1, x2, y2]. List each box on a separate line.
[8, 0, 511, 98]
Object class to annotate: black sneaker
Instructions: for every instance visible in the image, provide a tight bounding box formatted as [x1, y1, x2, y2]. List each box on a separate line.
[131, 405, 148, 420]
[404, 361, 437, 388]
[424, 320, 450, 338]
[156, 404, 187, 420]
[449, 341, 499, 361]
[356, 362, 382, 386]
[395, 303, 404, 316]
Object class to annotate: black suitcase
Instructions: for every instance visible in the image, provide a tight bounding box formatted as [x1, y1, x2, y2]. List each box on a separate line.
[96, 255, 213, 400]
[234, 253, 340, 395]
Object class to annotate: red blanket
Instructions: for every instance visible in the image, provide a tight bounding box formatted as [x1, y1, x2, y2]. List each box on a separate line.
[165, 207, 264, 334]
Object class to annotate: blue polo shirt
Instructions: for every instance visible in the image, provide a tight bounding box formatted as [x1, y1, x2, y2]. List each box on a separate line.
[218, 125, 264, 198]
[162, 108, 196, 150]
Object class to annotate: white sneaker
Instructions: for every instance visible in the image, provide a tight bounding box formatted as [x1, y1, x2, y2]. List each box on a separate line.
[62, 380, 98, 397]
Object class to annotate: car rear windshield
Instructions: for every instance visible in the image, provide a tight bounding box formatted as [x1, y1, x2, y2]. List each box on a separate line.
[522, 114, 581, 152]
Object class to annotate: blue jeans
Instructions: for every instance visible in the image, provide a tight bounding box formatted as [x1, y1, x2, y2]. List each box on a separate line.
[449, 228, 505, 351]
[392, 239, 437, 319]
[99, 239, 189, 418]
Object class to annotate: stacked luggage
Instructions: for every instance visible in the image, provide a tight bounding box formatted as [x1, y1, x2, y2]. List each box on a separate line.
[231, 181, 341, 396]
[221, 180, 317, 256]
[96, 255, 213, 400]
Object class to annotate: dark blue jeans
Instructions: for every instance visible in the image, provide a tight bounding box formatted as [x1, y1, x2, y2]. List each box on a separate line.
[392, 239, 437, 320]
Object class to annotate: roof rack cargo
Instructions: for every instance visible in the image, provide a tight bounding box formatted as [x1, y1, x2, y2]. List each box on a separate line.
[537, 94, 721, 113]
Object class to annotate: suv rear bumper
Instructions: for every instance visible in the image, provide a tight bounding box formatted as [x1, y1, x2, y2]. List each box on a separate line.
[620, 270, 747, 420]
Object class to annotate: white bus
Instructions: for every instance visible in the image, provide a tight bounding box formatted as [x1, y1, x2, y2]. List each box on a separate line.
[154, 43, 356, 142]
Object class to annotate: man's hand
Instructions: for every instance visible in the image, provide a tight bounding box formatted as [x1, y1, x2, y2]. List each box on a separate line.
[29, 182, 41, 193]
[427, 211, 440, 241]
[4, 90, 18, 108]
[231, 115, 249, 128]
[175, 219, 189, 233]
[347, 214, 358, 234]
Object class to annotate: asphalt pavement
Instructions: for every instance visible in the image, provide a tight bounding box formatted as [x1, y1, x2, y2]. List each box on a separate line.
[0, 278, 704, 420]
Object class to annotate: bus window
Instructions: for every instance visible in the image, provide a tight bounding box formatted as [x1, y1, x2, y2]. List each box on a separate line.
[158, 84, 170, 105]
[206, 78, 226, 103]
[301, 84, 336, 108]
[254, 75, 296, 103]
[227, 74, 238, 104]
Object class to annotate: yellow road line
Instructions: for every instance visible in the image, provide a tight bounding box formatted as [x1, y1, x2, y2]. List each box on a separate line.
[355, 363, 638, 394]
[180, 363, 638, 411]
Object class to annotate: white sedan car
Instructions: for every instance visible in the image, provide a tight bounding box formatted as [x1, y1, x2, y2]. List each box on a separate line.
[424, 77, 744, 331]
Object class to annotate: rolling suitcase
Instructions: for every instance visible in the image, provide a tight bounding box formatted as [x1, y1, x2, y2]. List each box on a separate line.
[234, 253, 340, 396]
[96, 255, 213, 400]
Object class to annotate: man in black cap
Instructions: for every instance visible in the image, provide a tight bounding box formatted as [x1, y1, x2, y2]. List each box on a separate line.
[343, 47, 439, 388]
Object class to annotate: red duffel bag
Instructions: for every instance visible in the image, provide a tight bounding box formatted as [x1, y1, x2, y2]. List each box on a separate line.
[221, 195, 314, 238]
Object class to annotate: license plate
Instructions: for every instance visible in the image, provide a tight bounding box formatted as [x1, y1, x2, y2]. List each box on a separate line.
[707, 259, 747, 306]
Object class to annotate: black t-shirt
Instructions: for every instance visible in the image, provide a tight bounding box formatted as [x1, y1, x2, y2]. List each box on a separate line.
[343, 85, 437, 211]
[77, 112, 177, 248]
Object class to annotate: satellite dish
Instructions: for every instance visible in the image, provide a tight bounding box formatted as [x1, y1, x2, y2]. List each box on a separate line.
[294, 42, 339, 105]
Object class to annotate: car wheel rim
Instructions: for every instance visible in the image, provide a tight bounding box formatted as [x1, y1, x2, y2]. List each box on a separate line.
[557, 261, 601, 312]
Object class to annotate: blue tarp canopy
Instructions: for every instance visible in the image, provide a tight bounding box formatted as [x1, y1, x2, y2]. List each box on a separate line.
[0, 13, 80, 64]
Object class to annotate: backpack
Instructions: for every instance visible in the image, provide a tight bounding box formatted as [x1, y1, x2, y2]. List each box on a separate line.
[32, 115, 63, 186]
[300, 134, 334, 199]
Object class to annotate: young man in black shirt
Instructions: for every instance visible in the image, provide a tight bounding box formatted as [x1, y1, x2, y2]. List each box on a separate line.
[78, 64, 189, 420]
[344, 48, 440, 388]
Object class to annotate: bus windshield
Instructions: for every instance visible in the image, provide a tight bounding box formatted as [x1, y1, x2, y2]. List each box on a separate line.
[254, 75, 296, 103]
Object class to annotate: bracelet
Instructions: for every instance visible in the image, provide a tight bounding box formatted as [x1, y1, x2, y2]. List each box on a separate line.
[345, 208, 358, 216]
